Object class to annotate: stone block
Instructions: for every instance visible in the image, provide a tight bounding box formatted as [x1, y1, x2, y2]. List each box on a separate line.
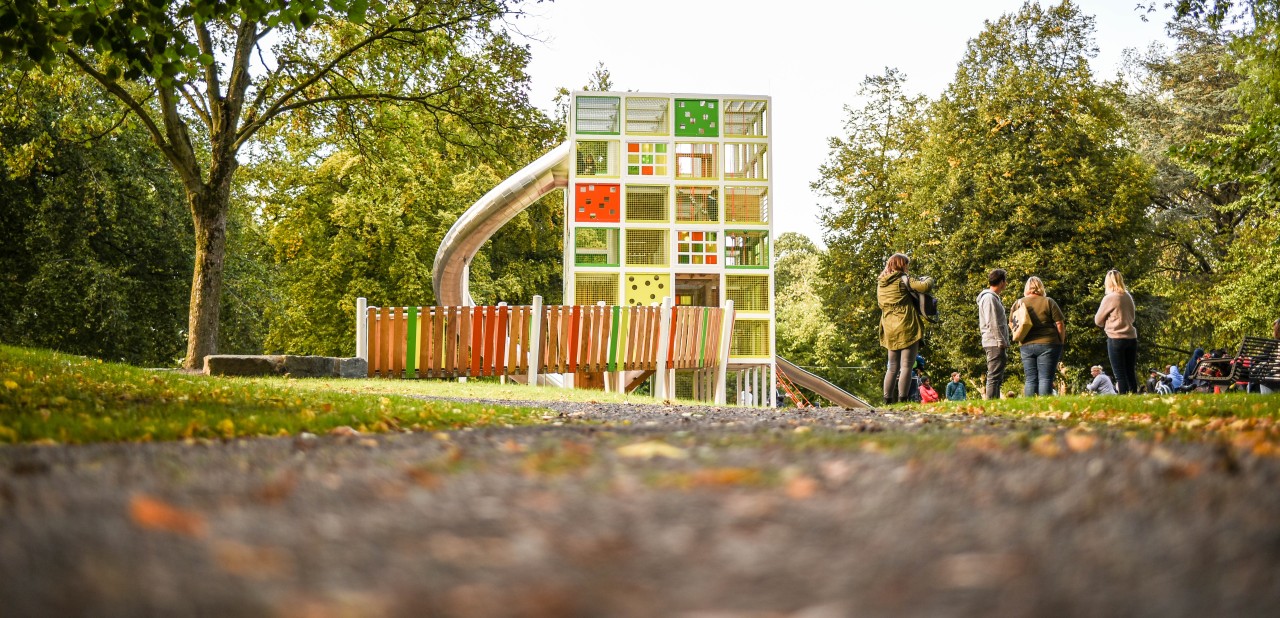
[204, 355, 285, 377]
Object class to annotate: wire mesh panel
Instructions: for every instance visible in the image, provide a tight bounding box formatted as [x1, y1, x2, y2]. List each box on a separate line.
[575, 273, 619, 306]
[576, 96, 620, 134]
[723, 99, 767, 136]
[624, 229, 669, 266]
[574, 228, 620, 266]
[626, 97, 670, 134]
[723, 142, 768, 180]
[625, 185, 669, 222]
[625, 142, 669, 176]
[676, 230, 719, 265]
[730, 319, 771, 358]
[726, 275, 770, 312]
[725, 230, 770, 268]
[625, 272, 671, 306]
[574, 183, 620, 222]
[675, 98, 719, 137]
[575, 141, 618, 177]
[675, 142, 717, 180]
[725, 186, 769, 224]
[675, 186, 719, 222]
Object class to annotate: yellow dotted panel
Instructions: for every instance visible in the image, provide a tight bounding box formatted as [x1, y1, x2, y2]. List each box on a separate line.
[625, 272, 672, 307]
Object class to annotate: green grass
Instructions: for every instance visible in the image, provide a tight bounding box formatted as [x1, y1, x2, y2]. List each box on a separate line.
[0, 345, 545, 445]
[273, 372, 679, 406]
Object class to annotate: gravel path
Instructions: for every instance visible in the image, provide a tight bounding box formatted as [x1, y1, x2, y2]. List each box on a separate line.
[2, 400, 1279, 617]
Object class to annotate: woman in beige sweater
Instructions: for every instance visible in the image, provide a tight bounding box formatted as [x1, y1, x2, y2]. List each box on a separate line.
[1094, 270, 1138, 394]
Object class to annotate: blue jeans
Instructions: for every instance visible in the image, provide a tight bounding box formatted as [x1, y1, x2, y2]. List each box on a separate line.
[1020, 343, 1063, 396]
[1106, 337, 1139, 394]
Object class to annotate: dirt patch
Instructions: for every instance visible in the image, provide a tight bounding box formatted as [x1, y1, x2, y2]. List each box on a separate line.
[2, 401, 1278, 616]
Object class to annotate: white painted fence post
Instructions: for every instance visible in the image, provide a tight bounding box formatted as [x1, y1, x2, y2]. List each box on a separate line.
[355, 297, 368, 360]
[527, 295, 543, 386]
[654, 296, 673, 399]
[714, 300, 734, 405]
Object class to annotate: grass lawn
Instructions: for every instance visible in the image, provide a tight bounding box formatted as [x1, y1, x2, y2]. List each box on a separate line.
[0, 345, 550, 445]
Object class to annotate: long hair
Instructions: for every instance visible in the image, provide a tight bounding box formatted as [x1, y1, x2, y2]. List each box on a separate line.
[1024, 276, 1045, 296]
[880, 253, 909, 278]
[1104, 270, 1126, 295]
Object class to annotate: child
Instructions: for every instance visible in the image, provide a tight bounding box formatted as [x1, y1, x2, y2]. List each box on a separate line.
[919, 377, 940, 403]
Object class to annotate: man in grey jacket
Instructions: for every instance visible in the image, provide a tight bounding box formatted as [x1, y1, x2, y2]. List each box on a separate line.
[977, 269, 1011, 399]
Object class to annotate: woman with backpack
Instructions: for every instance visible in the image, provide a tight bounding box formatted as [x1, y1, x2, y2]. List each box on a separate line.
[1010, 276, 1066, 396]
[1094, 270, 1139, 394]
[877, 253, 935, 404]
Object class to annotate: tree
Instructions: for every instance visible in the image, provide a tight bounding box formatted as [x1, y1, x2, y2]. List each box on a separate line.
[773, 232, 861, 401]
[813, 68, 927, 396]
[0, 0, 539, 367]
[905, 1, 1154, 383]
[0, 65, 191, 365]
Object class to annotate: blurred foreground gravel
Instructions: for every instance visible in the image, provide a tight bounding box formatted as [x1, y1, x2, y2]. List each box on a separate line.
[2, 400, 1279, 617]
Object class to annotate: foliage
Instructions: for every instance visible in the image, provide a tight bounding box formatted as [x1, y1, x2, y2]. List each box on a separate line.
[0, 344, 541, 444]
[814, 68, 927, 396]
[902, 1, 1154, 384]
[0, 0, 543, 368]
[773, 232, 867, 400]
[0, 65, 191, 365]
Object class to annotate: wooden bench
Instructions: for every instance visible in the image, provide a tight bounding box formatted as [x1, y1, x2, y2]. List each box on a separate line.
[1192, 336, 1280, 388]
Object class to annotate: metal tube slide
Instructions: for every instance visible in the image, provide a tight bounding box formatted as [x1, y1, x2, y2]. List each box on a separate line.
[433, 142, 571, 307]
[775, 356, 871, 409]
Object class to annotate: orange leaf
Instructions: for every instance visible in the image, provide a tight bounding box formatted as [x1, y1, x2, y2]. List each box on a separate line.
[1065, 430, 1097, 453]
[1030, 435, 1061, 458]
[129, 494, 207, 537]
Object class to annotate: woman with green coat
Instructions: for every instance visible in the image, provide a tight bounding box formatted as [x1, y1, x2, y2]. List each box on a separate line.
[878, 253, 935, 404]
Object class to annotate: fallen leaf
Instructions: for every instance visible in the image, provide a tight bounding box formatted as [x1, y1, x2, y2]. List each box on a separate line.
[1065, 430, 1098, 453]
[785, 475, 819, 499]
[1030, 434, 1061, 458]
[328, 426, 359, 437]
[212, 540, 293, 579]
[616, 441, 687, 460]
[958, 435, 1003, 452]
[129, 494, 206, 537]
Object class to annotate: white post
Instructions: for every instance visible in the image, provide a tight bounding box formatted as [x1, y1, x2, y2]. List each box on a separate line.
[355, 297, 368, 360]
[714, 300, 734, 405]
[527, 295, 543, 386]
[654, 296, 673, 399]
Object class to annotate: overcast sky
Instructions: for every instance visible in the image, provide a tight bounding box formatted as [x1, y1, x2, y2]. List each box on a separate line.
[516, 0, 1173, 245]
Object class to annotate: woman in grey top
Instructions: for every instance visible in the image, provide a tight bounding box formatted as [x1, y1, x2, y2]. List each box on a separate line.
[1086, 365, 1117, 395]
[1094, 270, 1138, 394]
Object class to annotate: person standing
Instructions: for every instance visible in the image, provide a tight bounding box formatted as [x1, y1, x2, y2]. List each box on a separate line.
[1094, 270, 1139, 394]
[1086, 365, 1117, 395]
[946, 372, 967, 401]
[977, 269, 1011, 399]
[1010, 276, 1066, 397]
[878, 253, 935, 404]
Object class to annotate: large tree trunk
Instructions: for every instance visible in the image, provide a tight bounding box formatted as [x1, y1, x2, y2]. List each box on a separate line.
[183, 187, 230, 370]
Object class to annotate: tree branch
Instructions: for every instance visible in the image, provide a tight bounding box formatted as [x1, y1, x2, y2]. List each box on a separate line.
[235, 8, 499, 147]
[195, 19, 223, 129]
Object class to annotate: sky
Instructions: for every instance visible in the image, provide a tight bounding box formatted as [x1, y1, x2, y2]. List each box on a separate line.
[516, 0, 1174, 245]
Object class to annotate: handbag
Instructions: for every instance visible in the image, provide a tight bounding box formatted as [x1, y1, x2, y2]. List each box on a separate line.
[1009, 298, 1036, 343]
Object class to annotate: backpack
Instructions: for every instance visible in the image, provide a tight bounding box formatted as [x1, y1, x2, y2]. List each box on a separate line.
[902, 277, 940, 323]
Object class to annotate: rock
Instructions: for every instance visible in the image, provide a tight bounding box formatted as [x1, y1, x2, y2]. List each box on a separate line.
[282, 355, 335, 378]
[204, 355, 285, 377]
[337, 357, 368, 378]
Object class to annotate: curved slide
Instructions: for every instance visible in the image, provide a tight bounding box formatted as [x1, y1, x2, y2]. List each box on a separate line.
[432, 145, 869, 408]
[776, 357, 872, 409]
[433, 142, 571, 307]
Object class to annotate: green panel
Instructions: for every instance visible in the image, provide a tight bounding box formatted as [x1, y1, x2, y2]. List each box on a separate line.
[675, 99, 719, 137]
[699, 309, 709, 365]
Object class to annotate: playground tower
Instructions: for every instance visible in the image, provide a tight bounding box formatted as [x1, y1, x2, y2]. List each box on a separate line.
[566, 91, 775, 404]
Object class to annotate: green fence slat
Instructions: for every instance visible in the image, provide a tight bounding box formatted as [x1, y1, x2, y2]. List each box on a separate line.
[406, 306, 418, 379]
[699, 308, 709, 366]
[608, 304, 621, 372]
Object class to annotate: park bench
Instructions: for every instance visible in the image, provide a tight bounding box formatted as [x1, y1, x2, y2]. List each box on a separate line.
[1191, 336, 1280, 389]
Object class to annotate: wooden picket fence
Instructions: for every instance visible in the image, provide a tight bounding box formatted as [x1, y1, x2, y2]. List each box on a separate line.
[361, 300, 728, 380]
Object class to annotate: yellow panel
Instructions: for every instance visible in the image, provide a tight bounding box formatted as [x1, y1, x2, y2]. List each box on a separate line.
[625, 272, 672, 307]
[575, 273, 619, 306]
[730, 319, 771, 357]
[726, 275, 770, 312]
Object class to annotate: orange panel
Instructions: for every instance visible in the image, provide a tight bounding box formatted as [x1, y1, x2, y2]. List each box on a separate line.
[574, 183, 621, 222]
